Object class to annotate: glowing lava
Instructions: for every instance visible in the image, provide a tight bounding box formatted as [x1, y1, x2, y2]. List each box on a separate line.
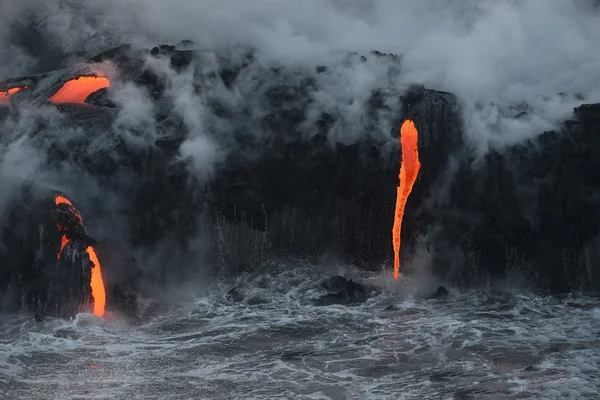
[58, 235, 69, 260]
[0, 86, 28, 103]
[54, 194, 106, 317]
[55, 195, 74, 207]
[55, 195, 83, 224]
[48, 76, 110, 104]
[86, 246, 106, 317]
[392, 120, 421, 280]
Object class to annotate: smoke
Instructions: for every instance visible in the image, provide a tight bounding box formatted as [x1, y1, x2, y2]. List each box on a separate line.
[1, 0, 600, 291]
[2, 0, 599, 153]
[143, 55, 224, 178]
[111, 82, 157, 143]
[0, 132, 45, 219]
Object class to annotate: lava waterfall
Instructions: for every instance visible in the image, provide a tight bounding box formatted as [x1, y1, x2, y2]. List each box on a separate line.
[392, 119, 421, 280]
[1, 41, 600, 317]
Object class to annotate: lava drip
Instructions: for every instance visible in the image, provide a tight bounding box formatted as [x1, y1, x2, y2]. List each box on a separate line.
[54, 194, 106, 317]
[59, 235, 69, 258]
[0, 86, 28, 104]
[56, 196, 78, 261]
[85, 246, 106, 318]
[49, 76, 110, 104]
[392, 120, 421, 280]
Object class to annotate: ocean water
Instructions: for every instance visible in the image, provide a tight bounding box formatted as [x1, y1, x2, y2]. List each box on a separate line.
[1, 264, 599, 399]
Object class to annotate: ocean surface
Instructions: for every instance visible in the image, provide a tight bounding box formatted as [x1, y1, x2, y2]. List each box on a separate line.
[1, 264, 599, 399]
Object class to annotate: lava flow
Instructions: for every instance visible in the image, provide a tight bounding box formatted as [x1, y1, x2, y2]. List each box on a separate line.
[49, 76, 110, 104]
[86, 246, 106, 317]
[58, 235, 69, 258]
[55, 195, 83, 224]
[392, 120, 421, 280]
[0, 86, 28, 103]
[54, 194, 106, 317]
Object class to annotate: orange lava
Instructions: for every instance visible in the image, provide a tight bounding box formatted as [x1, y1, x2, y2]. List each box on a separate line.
[392, 120, 421, 280]
[57, 235, 70, 260]
[48, 76, 110, 104]
[55, 195, 83, 224]
[86, 246, 106, 317]
[54, 194, 106, 317]
[0, 86, 28, 103]
[55, 195, 74, 207]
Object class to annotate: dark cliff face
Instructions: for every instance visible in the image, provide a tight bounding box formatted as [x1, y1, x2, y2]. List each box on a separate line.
[0, 188, 95, 317]
[0, 40, 599, 318]
[427, 103, 600, 291]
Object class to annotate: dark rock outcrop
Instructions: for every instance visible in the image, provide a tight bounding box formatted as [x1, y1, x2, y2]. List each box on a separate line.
[0, 187, 98, 317]
[429, 286, 449, 299]
[429, 103, 600, 290]
[313, 276, 369, 306]
[225, 287, 244, 303]
[1, 39, 600, 320]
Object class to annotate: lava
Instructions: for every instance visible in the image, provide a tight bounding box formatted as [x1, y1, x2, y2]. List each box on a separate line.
[48, 76, 110, 104]
[54, 194, 106, 317]
[55, 195, 83, 224]
[55, 195, 74, 207]
[0, 86, 28, 103]
[55, 195, 74, 261]
[392, 120, 421, 280]
[57, 235, 69, 260]
[86, 246, 106, 317]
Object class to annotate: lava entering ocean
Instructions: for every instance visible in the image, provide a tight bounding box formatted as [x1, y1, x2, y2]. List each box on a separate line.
[85, 246, 106, 317]
[54, 194, 106, 317]
[48, 76, 110, 104]
[392, 120, 421, 280]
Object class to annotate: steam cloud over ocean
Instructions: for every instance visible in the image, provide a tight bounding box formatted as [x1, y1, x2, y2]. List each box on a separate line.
[1, 1, 600, 398]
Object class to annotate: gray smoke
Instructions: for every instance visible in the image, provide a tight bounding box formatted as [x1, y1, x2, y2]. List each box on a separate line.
[1, 0, 600, 285]
[3, 0, 600, 154]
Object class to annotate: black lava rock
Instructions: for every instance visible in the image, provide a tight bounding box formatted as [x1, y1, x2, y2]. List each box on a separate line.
[429, 286, 449, 299]
[225, 287, 244, 303]
[313, 276, 368, 306]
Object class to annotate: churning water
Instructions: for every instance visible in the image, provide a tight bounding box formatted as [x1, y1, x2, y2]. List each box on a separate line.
[1, 264, 599, 399]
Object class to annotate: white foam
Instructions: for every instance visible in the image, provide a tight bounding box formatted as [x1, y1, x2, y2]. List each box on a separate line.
[1, 266, 599, 398]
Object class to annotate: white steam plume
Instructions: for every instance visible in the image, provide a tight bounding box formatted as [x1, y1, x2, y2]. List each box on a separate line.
[2, 0, 599, 156]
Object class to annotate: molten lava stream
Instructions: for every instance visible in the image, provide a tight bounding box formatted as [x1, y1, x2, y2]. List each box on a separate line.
[0, 86, 28, 103]
[48, 76, 110, 104]
[392, 120, 421, 280]
[86, 246, 106, 317]
[54, 194, 106, 317]
[57, 235, 70, 260]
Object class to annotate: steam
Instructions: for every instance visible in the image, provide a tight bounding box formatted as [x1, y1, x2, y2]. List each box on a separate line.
[2, 0, 599, 153]
[1, 0, 599, 289]
[0, 133, 45, 219]
[143, 55, 224, 178]
[111, 82, 157, 143]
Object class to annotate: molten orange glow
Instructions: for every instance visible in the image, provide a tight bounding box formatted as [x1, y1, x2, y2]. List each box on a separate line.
[55, 195, 73, 207]
[392, 120, 421, 280]
[48, 76, 110, 104]
[54, 193, 106, 317]
[55, 195, 83, 224]
[0, 86, 28, 103]
[57, 235, 70, 260]
[86, 246, 106, 317]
